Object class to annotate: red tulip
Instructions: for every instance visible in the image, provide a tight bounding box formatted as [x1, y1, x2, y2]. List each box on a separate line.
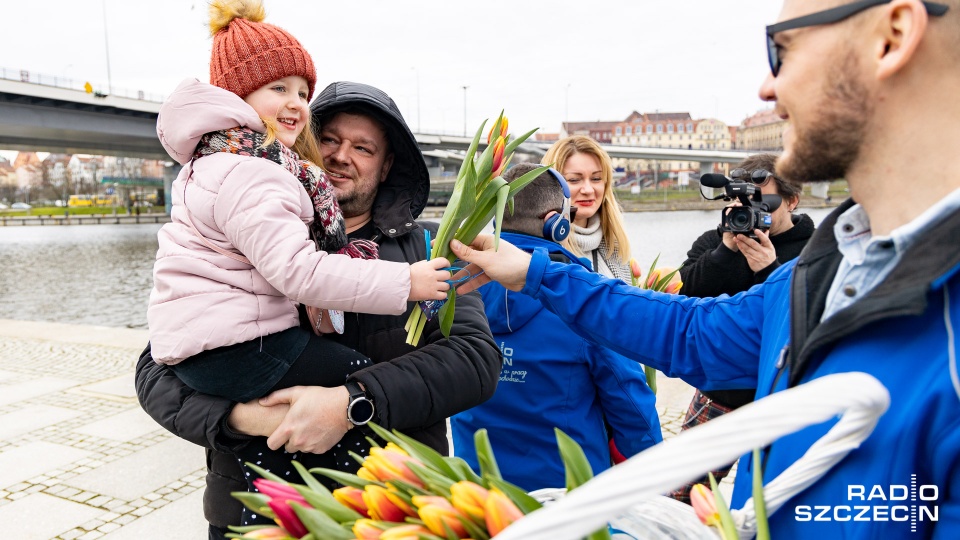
[487, 116, 509, 144]
[360, 444, 425, 488]
[266, 499, 308, 539]
[363, 484, 411, 522]
[483, 488, 524, 536]
[253, 479, 308, 507]
[690, 484, 721, 527]
[450, 481, 489, 522]
[333, 486, 369, 517]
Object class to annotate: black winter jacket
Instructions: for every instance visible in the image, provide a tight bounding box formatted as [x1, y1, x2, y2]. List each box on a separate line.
[135, 82, 501, 528]
[678, 213, 815, 407]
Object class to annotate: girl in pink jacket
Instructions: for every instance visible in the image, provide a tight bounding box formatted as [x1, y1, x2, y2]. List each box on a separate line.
[147, 0, 449, 406]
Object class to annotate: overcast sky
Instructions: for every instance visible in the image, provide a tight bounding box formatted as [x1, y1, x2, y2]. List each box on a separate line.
[2, 0, 783, 155]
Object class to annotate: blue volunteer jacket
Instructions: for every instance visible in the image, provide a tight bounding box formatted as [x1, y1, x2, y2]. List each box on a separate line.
[451, 232, 662, 492]
[517, 200, 960, 538]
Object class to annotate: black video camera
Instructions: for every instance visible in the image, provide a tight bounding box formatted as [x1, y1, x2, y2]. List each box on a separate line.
[699, 168, 782, 236]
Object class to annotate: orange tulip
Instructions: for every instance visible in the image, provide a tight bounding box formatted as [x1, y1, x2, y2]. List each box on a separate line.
[411, 495, 469, 537]
[490, 136, 507, 178]
[384, 485, 418, 518]
[333, 486, 369, 517]
[664, 279, 684, 294]
[379, 524, 435, 540]
[487, 116, 509, 144]
[352, 518, 385, 540]
[690, 484, 721, 527]
[360, 444, 425, 488]
[363, 484, 411, 522]
[483, 488, 524, 536]
[450, 481, 490, 522]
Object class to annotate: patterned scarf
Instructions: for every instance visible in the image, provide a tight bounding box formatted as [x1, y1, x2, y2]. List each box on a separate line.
[194, 127, 378, 260]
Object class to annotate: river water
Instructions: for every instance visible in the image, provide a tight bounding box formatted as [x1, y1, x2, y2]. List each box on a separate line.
[0, 207, 835, 329]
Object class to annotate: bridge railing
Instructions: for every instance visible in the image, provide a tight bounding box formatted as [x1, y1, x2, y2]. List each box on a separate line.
[0, 67, 165, 103]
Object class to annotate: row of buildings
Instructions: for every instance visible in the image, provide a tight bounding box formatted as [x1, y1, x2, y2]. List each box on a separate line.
[0, 152, 166, 207]
[534, 108, 786, 182]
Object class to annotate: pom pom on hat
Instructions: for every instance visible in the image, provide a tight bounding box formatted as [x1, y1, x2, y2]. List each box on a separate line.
[208, 0, 316, 101]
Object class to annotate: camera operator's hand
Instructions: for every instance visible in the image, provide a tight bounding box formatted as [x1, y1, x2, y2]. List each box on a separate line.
[735, 229, 777, 273]
[721, 202, 742, 252]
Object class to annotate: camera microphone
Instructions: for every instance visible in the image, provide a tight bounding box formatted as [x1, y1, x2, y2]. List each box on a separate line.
[699, 173, 730, 188]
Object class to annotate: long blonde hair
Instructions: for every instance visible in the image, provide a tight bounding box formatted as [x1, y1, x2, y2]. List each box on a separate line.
[543, 136, 631, 263]
[261, 113, 325, 166]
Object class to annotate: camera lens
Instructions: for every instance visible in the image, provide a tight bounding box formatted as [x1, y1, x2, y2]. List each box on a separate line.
[729, 208, 753, 232]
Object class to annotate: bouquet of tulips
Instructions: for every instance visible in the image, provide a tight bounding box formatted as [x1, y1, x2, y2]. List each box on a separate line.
[627, 255, 683, 394]
[228, 423, 614, 540]
[405, 112, 550, 345]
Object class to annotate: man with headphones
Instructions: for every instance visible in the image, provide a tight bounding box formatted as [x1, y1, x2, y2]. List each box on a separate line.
[450, 163, 662, 491]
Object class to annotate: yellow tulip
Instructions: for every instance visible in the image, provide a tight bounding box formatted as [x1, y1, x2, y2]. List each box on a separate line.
[450, 481, 489, 522]
[378, 524, 435, 540]
[363, 484, 411, 522]
[360, 443, 425, 488]
[333, 486, 369, 517]
[483, 488, 523, 536]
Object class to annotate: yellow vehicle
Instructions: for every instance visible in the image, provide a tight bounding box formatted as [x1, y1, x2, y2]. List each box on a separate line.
[68, 194, 119, 207]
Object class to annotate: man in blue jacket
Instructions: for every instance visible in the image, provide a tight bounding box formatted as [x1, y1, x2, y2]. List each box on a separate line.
[450, 1, 960, 537]
[450, 163, 661, 491]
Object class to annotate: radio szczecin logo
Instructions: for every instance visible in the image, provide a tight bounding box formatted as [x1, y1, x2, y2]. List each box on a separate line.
[795, 475, 938, 532]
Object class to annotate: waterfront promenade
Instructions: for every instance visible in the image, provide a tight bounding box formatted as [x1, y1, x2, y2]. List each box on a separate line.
[0, 318, 699, 539]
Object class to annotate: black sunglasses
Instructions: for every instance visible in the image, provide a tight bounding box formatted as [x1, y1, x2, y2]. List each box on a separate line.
[766, 0, 949, 76]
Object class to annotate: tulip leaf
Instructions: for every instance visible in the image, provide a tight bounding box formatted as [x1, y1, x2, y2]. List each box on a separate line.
[230, 491, 275, 519]
[387, 478, 433, 497]
[493, 181, 510, 250]
[506, 165, 551, 196]
[348, 450, 368, 467]
[653, 266, 683, 292]
[503, 126, 539, 156]
[473, 429, 501, 483]
[464, 120, 487, 169]
[294, 484, 363, 524]
[555, 428, 594, 491]
[486, 478, 543, 514]
[225, 524, 276, 534]
[444, 456, 484, 485]
[586, 526, 614, 540]
[752, 448, 771, 540]
[645, 254, 661, 289]
[309, 467, 376, 490]
[644, 365, 659, 395]
[244, 461, 288, 484]
[458, 514, 491, 540]
[291, 501, 354, 540]
[709, 473, 739, 540]
[408, 461, 455, 495]
[439, 291, 456, 339]
[291, 460, 330, 494]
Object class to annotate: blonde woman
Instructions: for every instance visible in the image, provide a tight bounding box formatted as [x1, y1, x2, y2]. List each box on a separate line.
[543, 136, 632, 281]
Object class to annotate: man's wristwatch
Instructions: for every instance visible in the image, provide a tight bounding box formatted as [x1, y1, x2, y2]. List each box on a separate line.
[345, 380, 375, 426]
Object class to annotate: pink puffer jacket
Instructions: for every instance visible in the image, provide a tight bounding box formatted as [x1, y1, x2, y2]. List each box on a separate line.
[148, 79, 410, 364]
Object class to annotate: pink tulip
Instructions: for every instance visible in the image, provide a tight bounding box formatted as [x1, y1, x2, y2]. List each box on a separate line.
[333, 486, 369, 517]
[690, 484, 721, 527]
[253, 479, 308, 507]
[450, 481, 490, 522]
[484, 488, 524, 536]
[664, 279, 684, 294]
[628, 258, 642, 287]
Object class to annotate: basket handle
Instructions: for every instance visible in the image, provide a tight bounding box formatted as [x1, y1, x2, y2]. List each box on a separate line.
[496, 372, 890, 540]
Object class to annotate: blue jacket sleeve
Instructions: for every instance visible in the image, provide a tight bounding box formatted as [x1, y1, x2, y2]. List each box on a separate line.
[521, 248, 762, 390]
[588, 344, 662, 457]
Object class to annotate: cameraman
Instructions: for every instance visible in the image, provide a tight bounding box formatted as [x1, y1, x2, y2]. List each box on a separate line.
[670, 153, 814, 504]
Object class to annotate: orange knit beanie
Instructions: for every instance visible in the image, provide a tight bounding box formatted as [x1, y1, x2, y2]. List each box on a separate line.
[208, 0, 316, 101]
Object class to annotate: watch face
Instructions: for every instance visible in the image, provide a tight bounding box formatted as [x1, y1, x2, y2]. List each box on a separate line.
[349, 398, 375, 425]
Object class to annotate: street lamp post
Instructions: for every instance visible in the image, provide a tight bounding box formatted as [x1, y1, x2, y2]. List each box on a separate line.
[462, 85, 469, 137]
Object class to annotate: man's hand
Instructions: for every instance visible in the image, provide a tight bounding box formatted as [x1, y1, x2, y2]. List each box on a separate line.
[227, 400, 289, 437]
[735, 229, 777, 272]
[260, 386, 352, 454]
[449, 236, 531, 294]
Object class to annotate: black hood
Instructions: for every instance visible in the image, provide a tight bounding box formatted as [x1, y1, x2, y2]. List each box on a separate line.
[310, 81, 430, 238]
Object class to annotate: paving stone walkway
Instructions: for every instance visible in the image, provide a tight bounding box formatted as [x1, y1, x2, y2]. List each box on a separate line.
[0, 318, 725, 539]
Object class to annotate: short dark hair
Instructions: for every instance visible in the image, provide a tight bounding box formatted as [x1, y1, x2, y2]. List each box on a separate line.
[736, 153, 802, 203]
[501, 163, 566, 239]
